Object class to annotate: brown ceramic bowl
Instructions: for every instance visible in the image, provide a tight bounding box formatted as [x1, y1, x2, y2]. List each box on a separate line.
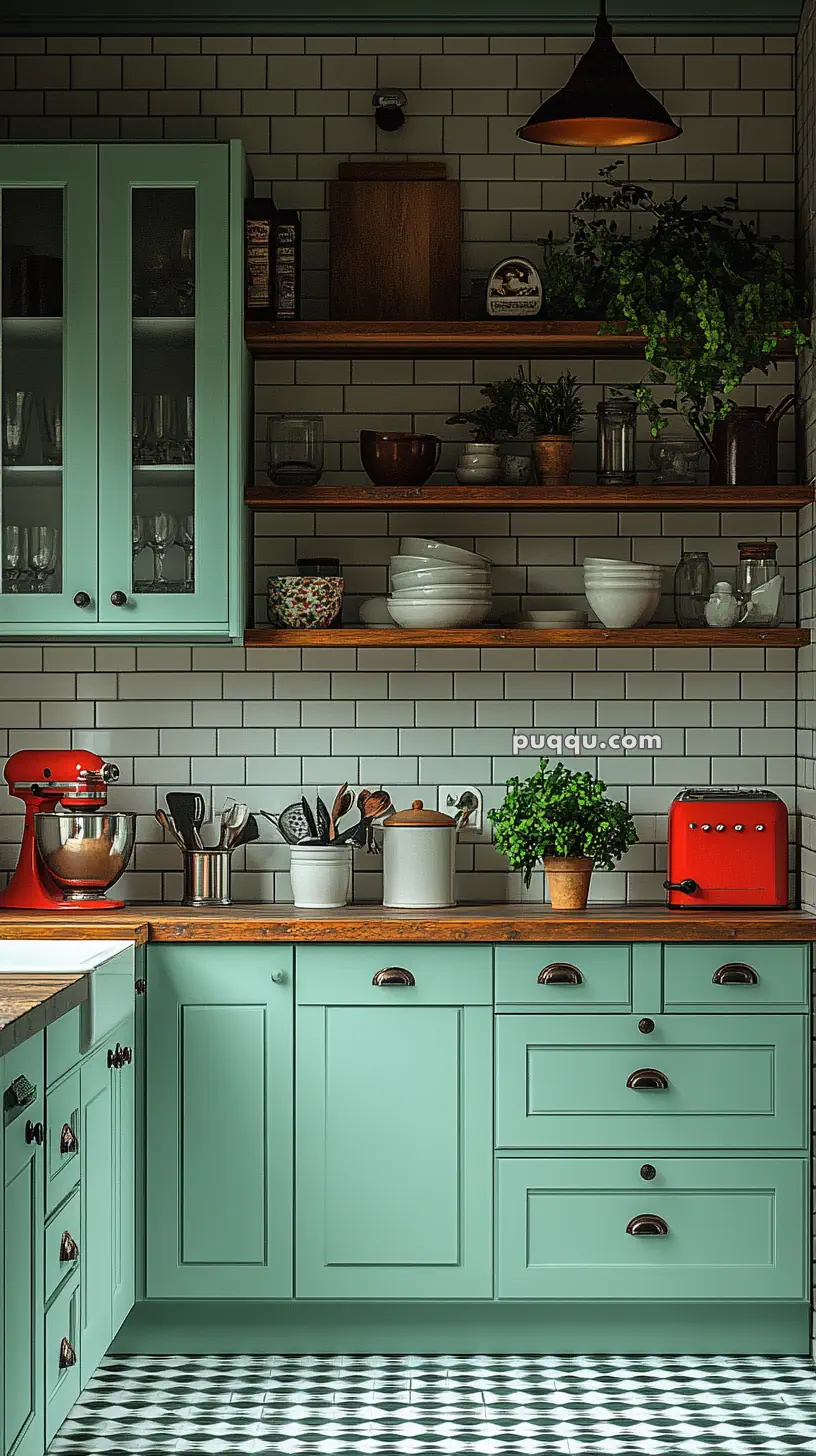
[359, 431, 442, 489]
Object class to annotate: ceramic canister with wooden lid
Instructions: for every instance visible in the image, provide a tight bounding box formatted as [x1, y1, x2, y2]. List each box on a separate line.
[381, 799, 457, 908]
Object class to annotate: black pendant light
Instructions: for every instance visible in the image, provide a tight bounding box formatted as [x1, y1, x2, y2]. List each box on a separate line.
[517, 0, 681, 148]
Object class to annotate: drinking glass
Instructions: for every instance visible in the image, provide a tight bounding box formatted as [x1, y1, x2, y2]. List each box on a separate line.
[146, 512, 177, 590]
[177, 514, 195, 591]
[29, 525, 59, 593]
[132, 514, 150, 588]
[152, 394, 181, 465]
[37, 395, 62, 466]
[133, 394, 153, 464]
[673, 550, 714, 627]
[266, 414, 324, 487]
[181, 395, 194, 464]
[3, 390, 33, 464]
[2, 525, 28, 593]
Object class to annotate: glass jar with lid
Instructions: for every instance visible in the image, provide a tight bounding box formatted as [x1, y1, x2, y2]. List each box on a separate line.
[597, 397, 638, 486]
[736, 540, 783, 627]
[673, 550, 714, 627]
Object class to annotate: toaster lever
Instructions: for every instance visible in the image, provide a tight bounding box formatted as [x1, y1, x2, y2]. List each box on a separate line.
[662, 878, 698, 895]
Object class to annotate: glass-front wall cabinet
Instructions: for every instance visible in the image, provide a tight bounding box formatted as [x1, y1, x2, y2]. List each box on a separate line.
[0, 143, 245, 637]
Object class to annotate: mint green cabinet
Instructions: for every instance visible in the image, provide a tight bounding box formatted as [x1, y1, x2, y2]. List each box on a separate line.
[296, 969, 493, 1299]
[146, 945, 293, 1299]
[80, 1013, 135, 1386]
[0, 142, 247, 640]
[496, 1156, 807, 1301]
[2, 1036, 44, 1456]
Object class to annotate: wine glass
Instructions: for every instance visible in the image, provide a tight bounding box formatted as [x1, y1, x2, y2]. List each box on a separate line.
[132, 514, 150, 589]
[181, 395, 194, 464]
[177, 514, 194, 591]
[3, 390, 33, 464]
[132, 394, 153, 465]
[37, 395, 62, 466]
[29, 525, 59, 593]
[152, 394, 181, 465]
[146, 512, 177, 590]
[2, 525, 28, 593]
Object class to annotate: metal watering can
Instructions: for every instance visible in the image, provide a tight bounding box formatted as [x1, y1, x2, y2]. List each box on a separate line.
[706, 395, 795, 487]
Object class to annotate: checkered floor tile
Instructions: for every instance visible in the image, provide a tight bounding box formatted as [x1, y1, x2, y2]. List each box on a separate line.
[47, 1353, 816, 1454]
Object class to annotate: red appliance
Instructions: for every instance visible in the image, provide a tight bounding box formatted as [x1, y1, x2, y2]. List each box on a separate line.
[664, 788, 788, 909]
[0, 749, 120, 912]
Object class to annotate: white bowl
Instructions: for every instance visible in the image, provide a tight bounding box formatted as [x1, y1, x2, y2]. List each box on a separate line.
[455, 468, 497, 484]
[393, 584, 493, 602]
[584, 571, 662, 584]
[386, 598, 492, 628]
[400, 536, 490, 567]
[391, 565, 491, 590]
[584, 559, 662, 572]
[584, 583, 661, 629]
[389, 554, 439, 573]
[584, 556, 662, 568]
[358, 596, 391, 627]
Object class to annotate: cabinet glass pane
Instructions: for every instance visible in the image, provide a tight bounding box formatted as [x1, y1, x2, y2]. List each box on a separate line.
[131, 188, 195, 596]
[1, 188, 64, 596]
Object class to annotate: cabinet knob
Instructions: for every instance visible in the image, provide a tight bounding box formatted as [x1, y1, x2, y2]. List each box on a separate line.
[713, 962, 758, 986]
[58, 1338, 77, 1369]
[538, 963, 583, 985]
[372, 967, 415, 987]
[25, 1119, 44, 1146]
[626, 1068, 669, 1091]
[107, 1047, 121, 1070]
[110, 590, 128, 607]
[626, 1214, 669, 1237]
[640, 1163, 657, 1181]
[59, 1231, 80, 1263]
[73, 591, 91, 609]
[637, 1017, 655, 1035]
[120, 1046, 133, 1065]
[135, 978, 146, 995]
[60, 1123, 78, 1155]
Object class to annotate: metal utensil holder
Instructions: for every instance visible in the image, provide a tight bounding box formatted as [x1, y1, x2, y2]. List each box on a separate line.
[182, 848, 232, 907]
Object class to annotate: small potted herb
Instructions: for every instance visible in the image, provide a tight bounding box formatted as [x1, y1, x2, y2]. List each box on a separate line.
[447, 376, 523, 484]
[517, 371, 583, 488]
[488, 759, 637, 909]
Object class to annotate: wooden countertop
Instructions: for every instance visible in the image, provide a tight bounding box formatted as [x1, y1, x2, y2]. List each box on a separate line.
[0, 972, 88, 1058]
[0, 904, 814, 944]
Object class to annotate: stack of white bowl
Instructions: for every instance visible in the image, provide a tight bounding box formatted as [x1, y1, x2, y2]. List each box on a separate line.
[583, 557, 662, 629]
[387, 536, 492, 628]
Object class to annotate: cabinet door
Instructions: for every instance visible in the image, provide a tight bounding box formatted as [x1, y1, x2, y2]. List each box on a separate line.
[97, 143, 239, 633]
[296, 1001, 493, 1298]
[111, 1013, 135, 1338]
[146, 945, 293, 1298]
[79, 1039, 112, 1385]
[3, 1037, 44, 1456]
[0, 145, 99, 632]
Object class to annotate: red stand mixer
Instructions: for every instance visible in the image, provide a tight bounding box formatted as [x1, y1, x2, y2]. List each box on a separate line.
[0, 749, 133, 911]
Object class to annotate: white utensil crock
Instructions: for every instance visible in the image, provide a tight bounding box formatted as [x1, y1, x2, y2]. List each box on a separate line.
[382, 799, 457, 908]
[289, 844, 352, 909]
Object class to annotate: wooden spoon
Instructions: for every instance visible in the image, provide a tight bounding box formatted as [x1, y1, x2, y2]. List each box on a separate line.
[329, 782, 352, 841]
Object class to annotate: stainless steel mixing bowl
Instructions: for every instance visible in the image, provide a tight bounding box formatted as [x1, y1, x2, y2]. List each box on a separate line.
[34, 812, 137, 899]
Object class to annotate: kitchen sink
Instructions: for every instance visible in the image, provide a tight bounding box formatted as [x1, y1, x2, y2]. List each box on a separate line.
[0, 939, 136, 1050]
[0, 939, 133, 974]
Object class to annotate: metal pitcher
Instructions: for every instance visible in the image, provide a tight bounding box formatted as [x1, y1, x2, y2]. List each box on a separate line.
[708, 396, 795, 487]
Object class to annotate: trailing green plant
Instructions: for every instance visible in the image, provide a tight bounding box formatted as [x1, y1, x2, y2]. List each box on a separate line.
[517, 369, 583, 437]
[538, 161, 809, 442]
[446, 374, 522, 443]
[488, 759, 637, 888]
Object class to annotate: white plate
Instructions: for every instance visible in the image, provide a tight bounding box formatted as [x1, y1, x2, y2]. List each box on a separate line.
[400, 536, 490, 567]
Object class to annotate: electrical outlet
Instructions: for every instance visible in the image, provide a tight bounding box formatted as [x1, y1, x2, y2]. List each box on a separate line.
[438, 785, 483, 834]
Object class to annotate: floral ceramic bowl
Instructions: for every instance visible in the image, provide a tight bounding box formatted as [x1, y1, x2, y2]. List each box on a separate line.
[266, 575, 344, 629]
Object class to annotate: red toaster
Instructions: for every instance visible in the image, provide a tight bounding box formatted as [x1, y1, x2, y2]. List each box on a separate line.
[664, 788, 788, 909]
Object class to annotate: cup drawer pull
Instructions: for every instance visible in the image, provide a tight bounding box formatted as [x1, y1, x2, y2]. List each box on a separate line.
[60, 1123, 78, 1155]
[372, 967, 416, 987]
[627, 1214, 669, 1237]
[538, 963, 583, 985]
[712, 963, 759, 986]
[626, 1068, 669, 1091]
[59, 1338, 77, 1369]
[59, 1231, 79, 1264]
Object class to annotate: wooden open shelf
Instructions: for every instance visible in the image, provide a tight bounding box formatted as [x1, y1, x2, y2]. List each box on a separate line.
[246, 482, 813, 513]
[245, 626, 808, 648]
[245, 318, 799, 360]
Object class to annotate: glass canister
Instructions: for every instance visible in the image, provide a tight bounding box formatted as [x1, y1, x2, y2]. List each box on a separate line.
[649, 436, 701, 485]
[673, 550, 714, 626]
[597, 397, 638, 486]
[266, 413, 324, 487]
[736, 540, 783, 626]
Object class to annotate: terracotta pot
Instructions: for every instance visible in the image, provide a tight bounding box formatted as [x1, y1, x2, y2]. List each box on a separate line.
[543, 855, 593, 910]
[360, 430, 441, 488]
[532, 435, 573, 488]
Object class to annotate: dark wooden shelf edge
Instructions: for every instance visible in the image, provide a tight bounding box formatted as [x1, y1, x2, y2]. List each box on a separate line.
[245, 484, 813, 512]
[245, 627, 809, 647]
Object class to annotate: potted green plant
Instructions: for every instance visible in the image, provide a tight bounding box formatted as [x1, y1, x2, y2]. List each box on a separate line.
[517, 371, 583, 488]
[447, 375, 523, 484]
[539, 162, 809, 463]
[488, 759, 637, 910]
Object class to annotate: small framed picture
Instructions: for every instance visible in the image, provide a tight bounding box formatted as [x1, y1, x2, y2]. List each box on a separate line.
[486, 257, 543, 318]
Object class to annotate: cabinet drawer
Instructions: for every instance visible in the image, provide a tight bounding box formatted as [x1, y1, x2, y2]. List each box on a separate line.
[495, 945, 631, 1010]
[44, 1272, 80, 1447]
[496, 1156, 807, 1301]
[46, 1067, 81, 1216]
[47, 1007, 82, 1086]
[3, 1034, 44, 1184]
[663, 944, 808, 1012]
[495, 1014, 806, 1150]
[296, 945, 492, 1005]
[45, 1188, 81, 1306]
